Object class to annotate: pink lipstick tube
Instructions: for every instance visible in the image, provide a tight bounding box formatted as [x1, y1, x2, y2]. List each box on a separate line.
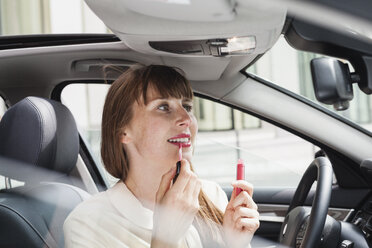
[173, 144, 182, 183]
[236, 159, 245, 195]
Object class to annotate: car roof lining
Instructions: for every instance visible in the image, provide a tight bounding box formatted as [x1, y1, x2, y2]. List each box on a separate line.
[0, 41, 258, 104]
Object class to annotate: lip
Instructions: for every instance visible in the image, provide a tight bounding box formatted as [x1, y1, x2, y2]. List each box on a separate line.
[169, 133, 190, 139]
[167, 133, 191, 148]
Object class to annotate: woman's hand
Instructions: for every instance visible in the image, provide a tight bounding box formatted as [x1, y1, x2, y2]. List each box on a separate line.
[223, 181, 260, 248]
[151, 159, 202, 248]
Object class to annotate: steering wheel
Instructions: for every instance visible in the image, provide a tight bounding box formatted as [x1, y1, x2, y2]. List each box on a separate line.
[279, 156, 333, 248]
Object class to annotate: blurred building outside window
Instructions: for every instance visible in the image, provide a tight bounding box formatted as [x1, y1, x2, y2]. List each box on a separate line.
[0, 96, 6, 117]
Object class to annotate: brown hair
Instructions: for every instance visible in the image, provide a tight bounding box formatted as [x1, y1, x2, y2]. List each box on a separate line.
[101, 64, 224, 245]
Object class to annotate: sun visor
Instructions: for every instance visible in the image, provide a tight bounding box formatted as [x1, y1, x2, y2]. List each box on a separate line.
[84, 0, 287, 57]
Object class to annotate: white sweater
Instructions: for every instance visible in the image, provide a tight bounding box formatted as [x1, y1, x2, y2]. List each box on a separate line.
[64, 180, 229, 248]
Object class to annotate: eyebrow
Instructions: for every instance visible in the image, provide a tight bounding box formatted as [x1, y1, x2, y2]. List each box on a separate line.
[148, 96, 192, 102]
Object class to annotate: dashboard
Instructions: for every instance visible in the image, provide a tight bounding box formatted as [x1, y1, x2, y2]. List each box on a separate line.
[351, 200, 372, 246]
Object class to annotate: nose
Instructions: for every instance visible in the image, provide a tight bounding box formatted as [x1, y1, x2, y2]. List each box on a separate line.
[175, 106, 192, 127]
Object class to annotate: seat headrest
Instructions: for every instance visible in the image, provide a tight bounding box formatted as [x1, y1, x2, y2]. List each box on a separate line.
[0, 97, 79, 180]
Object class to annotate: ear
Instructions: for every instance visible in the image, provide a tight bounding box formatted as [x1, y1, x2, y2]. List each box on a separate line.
[119, 130, 132, 144]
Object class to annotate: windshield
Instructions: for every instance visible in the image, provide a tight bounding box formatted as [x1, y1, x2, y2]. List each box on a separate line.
[247, 36, 372, 133]
[0, 0, 109, 36]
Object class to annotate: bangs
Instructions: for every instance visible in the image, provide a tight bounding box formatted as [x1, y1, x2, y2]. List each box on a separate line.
[134, 65, 193, 104]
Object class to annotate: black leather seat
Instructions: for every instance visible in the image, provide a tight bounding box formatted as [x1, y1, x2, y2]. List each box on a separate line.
[0, 96, 90, 248]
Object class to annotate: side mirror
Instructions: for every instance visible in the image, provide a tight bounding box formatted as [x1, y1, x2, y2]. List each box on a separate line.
[310, 58, 360, 110]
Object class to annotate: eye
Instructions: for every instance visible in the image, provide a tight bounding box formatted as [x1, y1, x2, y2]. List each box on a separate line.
[157, 103, 170, 112]
[183, 104, 193, 112]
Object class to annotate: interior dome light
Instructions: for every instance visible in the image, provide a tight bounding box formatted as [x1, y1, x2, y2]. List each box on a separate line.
[220, 36, 256, 55]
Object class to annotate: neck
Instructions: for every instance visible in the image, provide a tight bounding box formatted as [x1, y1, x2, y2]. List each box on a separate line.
[124, 160, 168, 211]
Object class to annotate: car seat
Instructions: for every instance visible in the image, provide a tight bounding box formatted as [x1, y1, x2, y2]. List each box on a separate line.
[0, 96, 91, 248]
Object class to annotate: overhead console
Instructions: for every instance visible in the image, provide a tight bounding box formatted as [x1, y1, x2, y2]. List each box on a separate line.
[84, 0, 286, 57]
[149, 37, 256, 57]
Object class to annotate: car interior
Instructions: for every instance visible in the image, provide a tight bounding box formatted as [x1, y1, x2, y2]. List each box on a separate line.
[0, 97, 90, 247]
[0, 0, 372, 247]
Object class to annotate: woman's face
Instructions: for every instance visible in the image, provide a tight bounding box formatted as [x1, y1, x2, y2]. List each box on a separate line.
[122, 85, 198, 171]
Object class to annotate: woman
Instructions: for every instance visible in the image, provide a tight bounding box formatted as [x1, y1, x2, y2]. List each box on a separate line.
[64, 64, 259, 248]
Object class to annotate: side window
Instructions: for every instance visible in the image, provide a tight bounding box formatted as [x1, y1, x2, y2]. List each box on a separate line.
[0, 96, 6, 117]
[61, 84, 116, 185]
[61, 84, 318, 188]
[193, 98, 317, 187]
[0, 96, 6, 190]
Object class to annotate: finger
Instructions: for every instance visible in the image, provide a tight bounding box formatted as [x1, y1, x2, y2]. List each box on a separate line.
[156, 167, 177, 202]
[232, 191, 257, 210]
[191, 179, 202, 201]
[230, 186, 237, 201]
[235, 218, 260, 232]
[190, 179, 201, 211]
[225, 187, 237, 211]
[231, 181, 254, 197]
[233, 206, 259, 223]
[183, 172, 198, 195]
[170, 159, 192, 192]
